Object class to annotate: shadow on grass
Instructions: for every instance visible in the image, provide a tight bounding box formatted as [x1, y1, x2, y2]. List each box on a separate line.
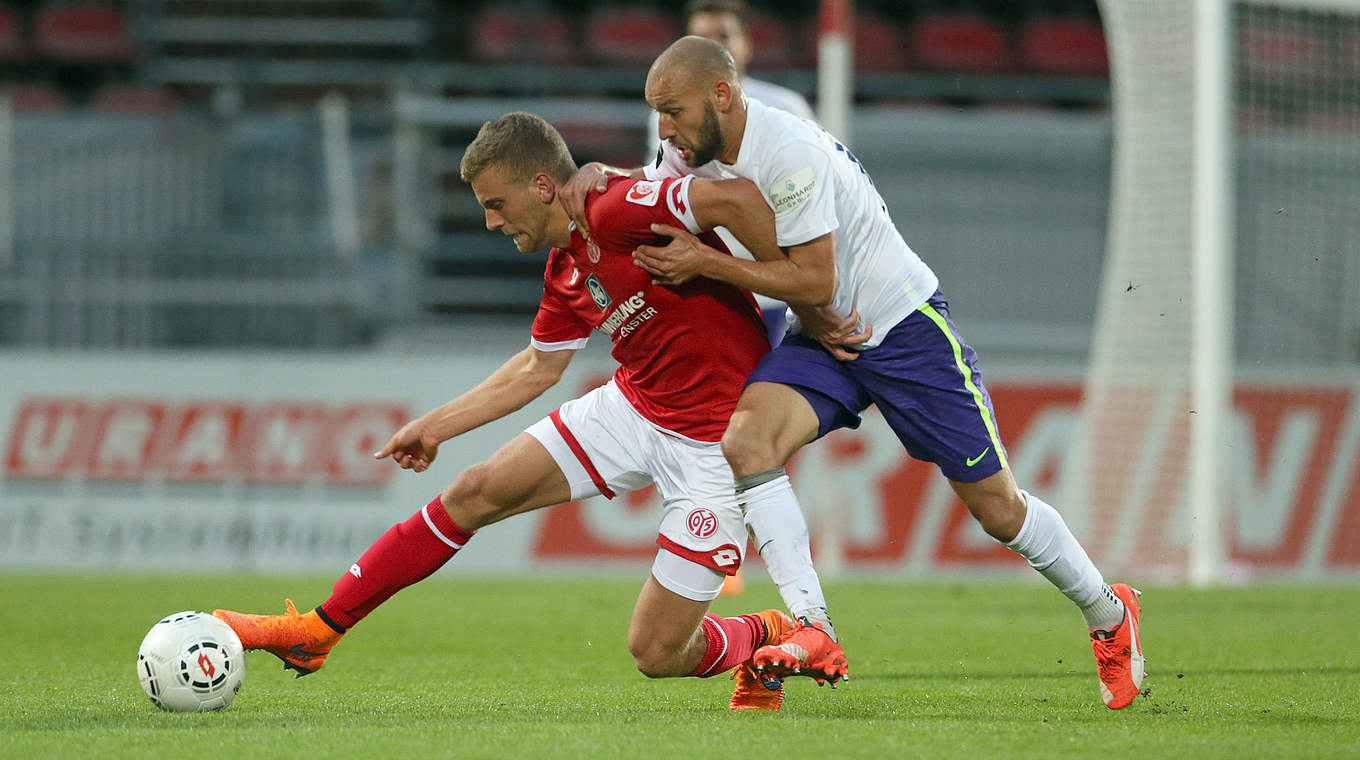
[862, 663, 1360, 682]
[865, 669, 1088, 682]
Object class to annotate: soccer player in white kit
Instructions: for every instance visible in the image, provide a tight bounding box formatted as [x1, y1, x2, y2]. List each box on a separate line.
[647, 0, 816, 348]
[564, 36, 1145, 709]
[212, 112, 828, 711]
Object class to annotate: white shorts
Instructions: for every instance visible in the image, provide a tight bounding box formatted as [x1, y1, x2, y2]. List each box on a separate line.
[525, 380, 745, 602]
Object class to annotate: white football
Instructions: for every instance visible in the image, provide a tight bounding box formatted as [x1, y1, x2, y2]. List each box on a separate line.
[136, 611, 246, 712]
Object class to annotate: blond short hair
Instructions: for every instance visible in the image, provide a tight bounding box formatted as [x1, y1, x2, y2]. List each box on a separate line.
[459, 112, 577, 185]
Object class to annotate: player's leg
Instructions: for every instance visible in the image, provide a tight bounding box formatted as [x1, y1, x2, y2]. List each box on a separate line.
[213, 431, 572, 676]
[627, 573, 713, 678]
[211, 382, 646, 678]
[723, 336, 868, 681]
[951, 472, 1144, 708]
[318, 431, 571, 628]
[860, 292, 1142, 708]
[947, 470, 1115, 624]
[639, 440, 792, 708]
[630, 551, 792, 710]
[724, 383, 832, 632]
[717, 301, 787, 599]
[627, 568, 787, 679]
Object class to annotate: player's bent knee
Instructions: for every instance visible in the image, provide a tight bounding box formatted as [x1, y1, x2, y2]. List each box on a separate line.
[440, 463, 508, 530]
[720, 413, 782, 476]
[628, 640, 677, 679]
[964, 490, 1026, 542]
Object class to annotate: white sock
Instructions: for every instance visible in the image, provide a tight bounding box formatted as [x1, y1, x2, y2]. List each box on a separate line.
[738, 475, 837, 641]
[1005, 491, 1124, 631]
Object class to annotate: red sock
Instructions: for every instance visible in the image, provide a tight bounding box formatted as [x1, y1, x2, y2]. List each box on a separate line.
[688, 613, 766, 678]
[319, 496, 472, 630]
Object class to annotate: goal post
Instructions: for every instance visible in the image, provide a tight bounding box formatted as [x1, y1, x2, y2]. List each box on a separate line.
[817, 0, 853, 148]
[1076, 0, 1360, 586]
[1188, 0, 1234, 588]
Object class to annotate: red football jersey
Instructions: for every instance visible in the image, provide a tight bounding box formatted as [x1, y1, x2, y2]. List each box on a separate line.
[530, 176, 769, 442]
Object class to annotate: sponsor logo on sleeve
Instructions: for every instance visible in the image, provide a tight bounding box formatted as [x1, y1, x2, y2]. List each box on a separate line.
[666, 178, 690, 222]
[625, 180, 663, 207]
[769, 167, 816, 213]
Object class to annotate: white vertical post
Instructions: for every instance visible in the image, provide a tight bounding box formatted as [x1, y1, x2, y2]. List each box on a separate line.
[817, 0, 853, 147]
[0, 95, 12, 267]
[1190, 0, 1233, 587]
[320, 91, 361, 263]
[391, 87, 428, 319]
[814, 0, 853, 578]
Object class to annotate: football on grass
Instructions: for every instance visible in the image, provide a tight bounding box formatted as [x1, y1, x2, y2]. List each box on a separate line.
[136, 611, 245, 712]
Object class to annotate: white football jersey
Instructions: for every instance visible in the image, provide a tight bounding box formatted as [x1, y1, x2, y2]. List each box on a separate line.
[645, 98, 940, 348]
[645, 84, 814, 315]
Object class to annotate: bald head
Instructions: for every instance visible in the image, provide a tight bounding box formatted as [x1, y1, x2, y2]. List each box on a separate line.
[647, 35, 740, 94]
[646, 35, 748, 167]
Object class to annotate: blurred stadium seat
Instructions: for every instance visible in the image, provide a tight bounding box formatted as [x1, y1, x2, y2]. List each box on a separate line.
[1303, 107, 1360, 133]
[1238, 25, 1325, 78]
[908, 13, 1015, 73]
[0, 2, 29, 63]
[853, 12, 909, 72]
[583, 6, 679, 66]
[35, 2, 137, 65]
[797, 11, 907, 73]
[1346, 28, 1360, 68]
[468, 6, 574, 65]
[1017, 16, 1108, 76]
[0, 83, 67, 112]
[744, 10, 794, 69]
[89, 83, 178, 114]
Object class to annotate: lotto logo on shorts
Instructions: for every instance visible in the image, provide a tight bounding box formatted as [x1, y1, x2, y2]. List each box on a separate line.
[685, 507, 718, 539]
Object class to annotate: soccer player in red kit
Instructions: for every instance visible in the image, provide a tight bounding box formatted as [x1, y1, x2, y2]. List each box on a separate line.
[212, 112, 804, 710]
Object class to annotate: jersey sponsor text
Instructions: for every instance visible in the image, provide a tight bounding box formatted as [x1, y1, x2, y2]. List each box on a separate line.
[770, 167, 817, 213]
[599, 290, 656, 337]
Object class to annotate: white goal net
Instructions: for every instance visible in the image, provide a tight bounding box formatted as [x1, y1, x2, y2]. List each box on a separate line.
[1074, 0, 1360, 584]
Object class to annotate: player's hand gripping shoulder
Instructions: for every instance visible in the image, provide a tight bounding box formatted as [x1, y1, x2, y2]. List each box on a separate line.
[794, 304, 874, 361]
[560, 162, 644, 235]
[373, 418, 441, 473]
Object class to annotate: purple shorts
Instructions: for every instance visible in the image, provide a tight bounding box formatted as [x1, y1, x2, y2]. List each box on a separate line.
[745, 292, 1008, 483]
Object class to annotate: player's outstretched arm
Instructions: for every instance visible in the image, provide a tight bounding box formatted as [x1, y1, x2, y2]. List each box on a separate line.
[634, 178, 836, 306]
[559, 161, 645, 235]
[373, 345, 574, 472]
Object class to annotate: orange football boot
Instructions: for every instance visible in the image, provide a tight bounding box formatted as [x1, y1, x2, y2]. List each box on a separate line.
[213, 599, 342, 678]
[729, 609, 794, 711]
[752, 617, 849, 685]
[1091, 583, 1145, 709]
[729, 662, 785, 711]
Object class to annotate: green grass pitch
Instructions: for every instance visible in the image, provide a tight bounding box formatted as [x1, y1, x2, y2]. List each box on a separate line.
[2, 574, 1357, 759]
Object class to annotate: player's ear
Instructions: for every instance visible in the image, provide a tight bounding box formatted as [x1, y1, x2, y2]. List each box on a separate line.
[532, 173, 556, 204]
[713, 79, 733, 112]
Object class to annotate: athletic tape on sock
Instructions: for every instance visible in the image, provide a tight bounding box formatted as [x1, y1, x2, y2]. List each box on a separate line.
[735, 466, 786, 494]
